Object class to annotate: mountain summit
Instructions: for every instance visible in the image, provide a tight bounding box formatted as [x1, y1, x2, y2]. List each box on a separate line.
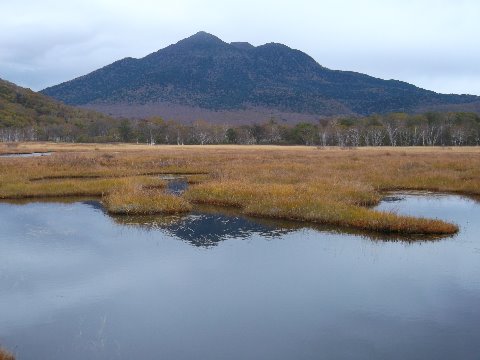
[41, 32, 480, 122]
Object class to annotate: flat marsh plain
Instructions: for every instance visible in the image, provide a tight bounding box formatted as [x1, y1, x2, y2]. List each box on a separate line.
[1, 142, 480, 236]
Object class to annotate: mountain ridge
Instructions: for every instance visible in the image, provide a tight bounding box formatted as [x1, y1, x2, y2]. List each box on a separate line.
[41, 31, 480, 121]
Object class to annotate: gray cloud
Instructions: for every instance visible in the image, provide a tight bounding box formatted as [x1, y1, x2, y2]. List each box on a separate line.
[1, 0, 479, 95]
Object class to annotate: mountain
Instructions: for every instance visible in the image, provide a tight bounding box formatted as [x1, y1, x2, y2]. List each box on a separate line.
[41, 32, 480, 122]
[0, 78, 113, 129]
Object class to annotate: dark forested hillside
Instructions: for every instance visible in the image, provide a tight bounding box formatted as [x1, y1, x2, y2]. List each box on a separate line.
[1, 76, 479, 145]
[0, 78, 115, 141]
[41, 32, 480, 121]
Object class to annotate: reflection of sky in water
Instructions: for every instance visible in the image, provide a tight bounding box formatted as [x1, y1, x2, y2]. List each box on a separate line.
[0, 195, 479, 360]
[0, 152, 52, 158]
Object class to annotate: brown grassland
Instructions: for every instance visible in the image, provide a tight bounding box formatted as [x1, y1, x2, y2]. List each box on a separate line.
[1, 142, 480, 236]
[0, 348, 14, 360]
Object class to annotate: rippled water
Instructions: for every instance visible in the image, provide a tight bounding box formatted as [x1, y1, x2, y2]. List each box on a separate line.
[0, 194, 479, 360]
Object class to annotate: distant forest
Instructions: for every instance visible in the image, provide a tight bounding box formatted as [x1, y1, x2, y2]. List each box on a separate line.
[2, 70, 479, 147]
[1, 111, 480, 146]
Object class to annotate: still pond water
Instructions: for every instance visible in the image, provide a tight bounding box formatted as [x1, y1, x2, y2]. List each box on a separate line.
[0, 152, 52, 158]
[0, 194, 479, 359]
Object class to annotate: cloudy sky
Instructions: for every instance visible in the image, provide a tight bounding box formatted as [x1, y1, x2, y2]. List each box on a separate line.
[1, 0, 479, 94]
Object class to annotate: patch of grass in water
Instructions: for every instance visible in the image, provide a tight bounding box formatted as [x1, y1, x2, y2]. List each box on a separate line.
[103, 181, 191, 215]
[186, 181, 458, 235]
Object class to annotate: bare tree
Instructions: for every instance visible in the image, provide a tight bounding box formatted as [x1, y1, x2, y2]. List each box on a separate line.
[367, 127, 385, 146]
[451, 128, 466, 146]
[318, 119, 333, 147]
[421, 124, 442, 146]
[384, 122, 398, 146]
[347, 128, 360, 147]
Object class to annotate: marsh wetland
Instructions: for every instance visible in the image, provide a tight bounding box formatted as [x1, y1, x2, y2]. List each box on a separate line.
[1, 144, 480, 359]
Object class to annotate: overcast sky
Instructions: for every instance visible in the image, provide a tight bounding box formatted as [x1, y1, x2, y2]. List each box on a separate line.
[1, 0, 479, 95]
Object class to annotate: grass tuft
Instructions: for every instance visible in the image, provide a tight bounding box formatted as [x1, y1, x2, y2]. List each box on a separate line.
[103, 181, 191, 215]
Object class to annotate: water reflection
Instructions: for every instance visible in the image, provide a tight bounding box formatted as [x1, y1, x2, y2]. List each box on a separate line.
[8, 197, 454, 247]
[108, 202, 450, 246]
[164, 177, 189, 196]
[0, 152, 52, 158]
[109, 207, 295, 247]
[0, 194, 479, 360]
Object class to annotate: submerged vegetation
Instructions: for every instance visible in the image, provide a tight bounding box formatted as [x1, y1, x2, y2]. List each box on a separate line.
[1, 143, 479, 235]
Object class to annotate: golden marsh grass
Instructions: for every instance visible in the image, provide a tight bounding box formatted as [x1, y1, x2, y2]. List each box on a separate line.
[1, 143, 479, 235]
[103, 180, 191, 215]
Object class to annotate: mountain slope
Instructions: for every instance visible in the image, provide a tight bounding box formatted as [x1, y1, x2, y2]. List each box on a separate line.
[0, 78, 113, 129]
[41, 32, 480, 120]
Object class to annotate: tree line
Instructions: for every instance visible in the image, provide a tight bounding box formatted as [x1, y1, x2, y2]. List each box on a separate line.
[1, 111, 480, 146]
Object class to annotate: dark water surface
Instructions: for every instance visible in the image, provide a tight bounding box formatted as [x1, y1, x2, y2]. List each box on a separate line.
[0, 194, 479, 359]
[164, 177, 189, 196]
[0, 152, 52, 158]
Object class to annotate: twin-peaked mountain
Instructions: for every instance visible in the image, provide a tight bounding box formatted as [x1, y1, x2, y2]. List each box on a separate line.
[41, 32, 480, 122]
